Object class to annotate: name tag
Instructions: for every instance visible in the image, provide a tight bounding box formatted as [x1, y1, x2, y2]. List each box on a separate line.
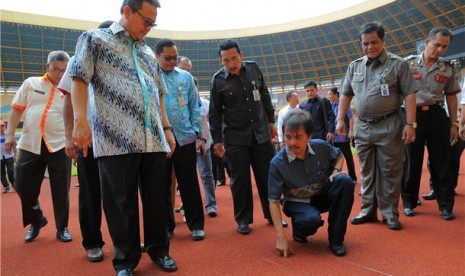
[381, 84, 390, 96]
[178, 96, 186, 108]
[253, 89, 260, 101]
[34, 90, 45, 95]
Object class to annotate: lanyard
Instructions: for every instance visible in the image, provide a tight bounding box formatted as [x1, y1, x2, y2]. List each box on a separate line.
[127, 38, 153, 150]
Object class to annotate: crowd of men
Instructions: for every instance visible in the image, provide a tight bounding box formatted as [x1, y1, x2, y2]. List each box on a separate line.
[1, 0, 464, 275]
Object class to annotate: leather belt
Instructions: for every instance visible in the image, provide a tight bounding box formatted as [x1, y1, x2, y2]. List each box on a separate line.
[417, 102, 444, 112]
[358, 111, 398, 123]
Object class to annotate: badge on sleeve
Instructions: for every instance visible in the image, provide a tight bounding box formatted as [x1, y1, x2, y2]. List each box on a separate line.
[381, 84, 390, 96]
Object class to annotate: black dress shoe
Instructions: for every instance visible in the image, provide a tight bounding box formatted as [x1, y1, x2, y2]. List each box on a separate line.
[24, 217, 48, 242]
[152, 254, 177, 272]
[441, 210, 454, 221]
[56, 228, 73, 242]
[350, 214, 378, 225]
[116, 269, 133, 276]
[403, 208, 414, 217]
[192, 229, 205, 241]
[329, 242, 347, 256]
[86, 248, 104, 262]
[237, 224, 250, 235]
[292, 235, 307, 243]
[422, 190, 436, 200]
[383, 218, 401, 230]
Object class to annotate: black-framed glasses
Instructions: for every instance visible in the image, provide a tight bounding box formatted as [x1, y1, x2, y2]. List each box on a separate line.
[134, 9, 157, 28]
[160, 55, 179, 62]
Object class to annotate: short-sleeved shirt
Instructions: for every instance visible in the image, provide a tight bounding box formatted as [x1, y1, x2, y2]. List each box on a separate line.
[11, 74, 65, 154]
[70, 22, 170, 157]
[161, 67, 200, 147]
[268, 139, 341, 204]
[209, 61, 275, 146]
[57, 56, 92, 124]
[276, 104, 299, 143]
[340, 50, 417, 119]
[331, 101, 353, 143]
[198, 98, 213, 147]
[406, 54, 461, 106]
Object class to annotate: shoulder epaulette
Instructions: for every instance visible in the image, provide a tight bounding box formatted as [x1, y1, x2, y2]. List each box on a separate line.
[404, 55, 418, 61]
[443, 59, 457, 68]
[244, 60, 256, 65]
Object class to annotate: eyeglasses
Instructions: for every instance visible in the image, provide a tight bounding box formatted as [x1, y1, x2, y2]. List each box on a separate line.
[161, 55, 179, 62]
[134, 9, 157, 28]
[50, 66, 66, 74]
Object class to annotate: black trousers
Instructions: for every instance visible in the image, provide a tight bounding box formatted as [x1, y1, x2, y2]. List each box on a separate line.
[283, 174, 355, 244]
[98, 152, 169, 271]
[1, 157, 15, 187]
[427, 139, 465, 191]
[225, 139, 274, 225]
[15, 140, 70, 229]
[402, 105, 454, 211]
[166, 141, 204, 232]
[333, 141, 357, 182]
[77, 147, 104, 250]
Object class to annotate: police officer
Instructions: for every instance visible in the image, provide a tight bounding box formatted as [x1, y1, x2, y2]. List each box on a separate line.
[336, 21, 417, 231]
[401, 27, 461, 221]
[209, 39, 279, 235]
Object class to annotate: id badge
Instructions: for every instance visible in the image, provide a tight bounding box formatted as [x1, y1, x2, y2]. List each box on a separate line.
[178, 96, 186, 108]
[253, 89, 260, 101]
[381, 84, 389, 96]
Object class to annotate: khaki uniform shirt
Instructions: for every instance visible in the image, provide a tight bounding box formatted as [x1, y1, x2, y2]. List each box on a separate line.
[340, 50, 417, 119]
[406, 54, 461, 106]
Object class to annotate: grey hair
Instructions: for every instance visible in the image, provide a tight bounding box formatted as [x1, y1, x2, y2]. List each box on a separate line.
[47, 51, 70, 64]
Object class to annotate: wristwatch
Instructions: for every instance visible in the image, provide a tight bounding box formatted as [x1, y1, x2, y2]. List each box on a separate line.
[333, 168, 342, 173]
[406, 122, 417, 129]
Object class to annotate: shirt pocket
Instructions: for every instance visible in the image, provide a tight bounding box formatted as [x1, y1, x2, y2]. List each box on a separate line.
[351, 74, 364, 92]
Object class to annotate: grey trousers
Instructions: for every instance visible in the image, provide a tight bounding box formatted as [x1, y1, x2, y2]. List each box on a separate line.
[355, 114, 404, 220]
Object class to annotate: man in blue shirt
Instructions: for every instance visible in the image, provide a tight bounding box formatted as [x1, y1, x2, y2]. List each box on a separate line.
[1, 120, 15, 193]
[268, 109, 355, 257]
[155, 38, 205, 241]
[327, 87, 357, 183]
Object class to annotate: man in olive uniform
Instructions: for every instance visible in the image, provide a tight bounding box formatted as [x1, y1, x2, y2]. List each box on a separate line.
[336, 22, 417, 231]
[401, 27, 461, 220]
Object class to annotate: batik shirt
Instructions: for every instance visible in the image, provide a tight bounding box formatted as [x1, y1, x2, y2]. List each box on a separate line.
[70, 22, 170, 157]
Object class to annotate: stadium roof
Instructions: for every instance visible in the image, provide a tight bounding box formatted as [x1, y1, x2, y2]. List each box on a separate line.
[1, 0, 464, 94]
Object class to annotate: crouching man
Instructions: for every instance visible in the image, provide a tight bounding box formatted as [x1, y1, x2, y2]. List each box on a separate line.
[268, 109, 355, 257]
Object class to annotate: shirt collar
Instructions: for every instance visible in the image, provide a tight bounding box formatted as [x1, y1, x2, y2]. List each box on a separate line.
[364, 49, 388, 65]
[286, 142, 315, 163]
[110, 22, 146, 46]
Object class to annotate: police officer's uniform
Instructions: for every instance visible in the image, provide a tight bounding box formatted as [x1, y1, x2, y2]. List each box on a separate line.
[401, 54, 461, 212]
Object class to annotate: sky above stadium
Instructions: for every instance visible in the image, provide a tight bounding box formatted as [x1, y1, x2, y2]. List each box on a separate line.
[1, 0, 366, 31]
